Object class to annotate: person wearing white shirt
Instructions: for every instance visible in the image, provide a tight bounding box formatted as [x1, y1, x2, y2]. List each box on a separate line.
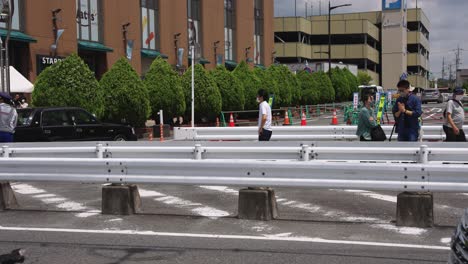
[257, 89, 272, 141]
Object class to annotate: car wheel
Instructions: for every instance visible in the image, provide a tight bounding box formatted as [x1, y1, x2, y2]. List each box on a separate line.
[114, 134, 127, 141]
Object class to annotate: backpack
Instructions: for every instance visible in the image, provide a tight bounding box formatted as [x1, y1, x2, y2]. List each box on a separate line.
[443, 99, 463, 118]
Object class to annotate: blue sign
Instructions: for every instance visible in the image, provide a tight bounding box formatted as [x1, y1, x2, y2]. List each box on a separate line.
[382, 0, 402, 10]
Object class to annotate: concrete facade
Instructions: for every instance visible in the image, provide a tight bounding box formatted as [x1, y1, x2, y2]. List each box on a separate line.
[274, 8, 430, 88]
[5, 0, 274, 83]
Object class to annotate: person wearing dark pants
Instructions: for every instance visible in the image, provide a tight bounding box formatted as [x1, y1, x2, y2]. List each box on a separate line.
[257, 89, 272, 141]
[443, 87, 466, 142]
[392, 80, 422, 142]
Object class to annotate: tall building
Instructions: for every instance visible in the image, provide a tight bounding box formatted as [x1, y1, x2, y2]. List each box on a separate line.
[274, 3, 430, 89]
[2, 0, 273, 83]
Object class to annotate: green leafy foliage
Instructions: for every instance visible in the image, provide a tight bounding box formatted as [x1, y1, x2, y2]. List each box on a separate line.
[342, 68, 359, 99]
[463, 82, 468, 92]
[32, 53, 104, 117]
[143, 58, 186, 120]
[312, 71, 335, 103]
[357, 70, 373, 85]
[297, 71, 320, 105]
[99, 58, 150, 127]
[266, 65, 296, 107]
[253, 67, 278, 107]
[209, 66, 245, 111]
[330, 67, 350, 102]
[233, 61, 261, 110]
[182, 64, 222, 122]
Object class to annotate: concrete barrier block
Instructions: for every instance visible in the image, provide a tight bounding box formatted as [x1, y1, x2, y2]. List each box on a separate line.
[102, 184, 141, 215]
[396, 192, 433, 228]
[0, 182, 18, 210]
[238, 188, 278, 221]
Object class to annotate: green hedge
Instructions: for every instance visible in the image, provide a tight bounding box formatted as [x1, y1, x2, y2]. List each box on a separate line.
[253, 67, 278, 106]
[297, 70, 320, 105]
[312, 71, 335, 103]
[266, 65, 294, 107]
[357, 70, 373, 85]
[99, 58, 151, 127]
[182, 64, 222, 121]
[330, 67, 350, 102]
[32, 53, 104, 117]
[233, 61, 261, 110]
[342, 68, 359, 99]
[143, 58, 186, 120]
[210, 66, 245, 111]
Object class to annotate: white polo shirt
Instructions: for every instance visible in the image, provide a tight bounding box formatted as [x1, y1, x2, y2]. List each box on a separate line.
[258, 101, 272, 131]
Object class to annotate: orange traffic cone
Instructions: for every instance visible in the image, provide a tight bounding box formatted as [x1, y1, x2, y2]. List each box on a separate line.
[301, 111, 307, 126]
[148, 127, 153, 141]
[229, 113, 235, 127]
[331, 109, 338, 125]
[283, 110, 290, 126]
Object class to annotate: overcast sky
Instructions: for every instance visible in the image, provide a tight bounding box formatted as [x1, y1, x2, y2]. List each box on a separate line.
[274, 0, 468, 79]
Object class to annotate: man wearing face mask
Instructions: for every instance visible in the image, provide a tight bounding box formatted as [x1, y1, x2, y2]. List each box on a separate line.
[443, 87, 466, 142]
[392, 80, 422, 141]
[257, 89, 272, 141]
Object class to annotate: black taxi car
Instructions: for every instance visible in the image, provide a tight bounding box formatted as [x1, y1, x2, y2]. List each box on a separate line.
[14, 107, 137, 142]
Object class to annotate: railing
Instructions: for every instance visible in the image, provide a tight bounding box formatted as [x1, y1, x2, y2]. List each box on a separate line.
[173, 125, 467, 141]
[1, 142, 468, 192]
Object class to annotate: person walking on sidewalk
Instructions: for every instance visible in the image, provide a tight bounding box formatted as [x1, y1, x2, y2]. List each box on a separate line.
[0, 92, 18, 143]
[443, 87, 466, 142]
[257, 89, 272, 141]
[392, 80, 422, 141]
[356, 94, 377, 141]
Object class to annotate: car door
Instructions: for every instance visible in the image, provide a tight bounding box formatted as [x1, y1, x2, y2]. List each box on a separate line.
[69, 109, 105, 141]
[41, 109, 76, 141]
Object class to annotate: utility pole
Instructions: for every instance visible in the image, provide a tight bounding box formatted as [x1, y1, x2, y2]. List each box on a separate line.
[454, 44, 464, 86]
[449, 63, 453, 89]
[441, 57, 445, 80]
[319, 0, 321, 16]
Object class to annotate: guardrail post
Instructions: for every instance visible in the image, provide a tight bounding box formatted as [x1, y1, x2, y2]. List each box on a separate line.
[301, 145, 310, 161]
[96, 143, 104, 159]
[194, 144, 203, 160]
[419, 145, 428, 164]
[2, 146, 10, 158]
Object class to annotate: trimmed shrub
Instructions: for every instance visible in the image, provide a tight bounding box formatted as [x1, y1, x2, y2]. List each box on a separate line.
[32, 53, 104, 117]
[143, 58, 186, 121]
[233, 61, 261, 110]
[342, 68, 359, 99]
[100, 58, 151, 127]
[210, 66, 244, 111]
[266, 65, 294, 107]
[357, 70, 373, 85]
[312, 71, 335, 103]
[330, 67, 350, 102]
[297, 70, 320, 105]
[253, 67, 278, 107]
[182, 64, 222, 122]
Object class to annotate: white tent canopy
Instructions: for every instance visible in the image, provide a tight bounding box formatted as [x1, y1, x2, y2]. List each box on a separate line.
[2, 66, 34, 93]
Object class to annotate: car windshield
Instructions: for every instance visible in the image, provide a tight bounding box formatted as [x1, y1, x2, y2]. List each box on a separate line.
[17, 109, 34, 126]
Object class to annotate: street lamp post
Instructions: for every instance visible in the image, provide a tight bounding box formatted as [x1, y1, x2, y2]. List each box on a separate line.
[328, 1, 351, 76]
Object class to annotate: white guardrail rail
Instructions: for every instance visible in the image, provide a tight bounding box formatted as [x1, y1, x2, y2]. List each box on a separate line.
[1, 141, 468, 192]
[173, 125, 468, 141]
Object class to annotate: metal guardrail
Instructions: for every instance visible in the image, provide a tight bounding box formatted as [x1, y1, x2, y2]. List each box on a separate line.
[173, 125, 468, 141]
[1, 142, 468, 192]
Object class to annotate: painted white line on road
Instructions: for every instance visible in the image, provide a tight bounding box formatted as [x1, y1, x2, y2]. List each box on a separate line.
[0, 225, 450, 251]
[139, 187, 230, 219]
[441, 237, 451, 244]
[343, 190, 397, 203]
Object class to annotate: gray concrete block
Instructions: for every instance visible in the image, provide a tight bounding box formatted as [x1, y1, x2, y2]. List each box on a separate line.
[396, 192, 433, 228]
[102, 184, 141, 215]
[0, 182, 18, 210]
[238, 188, 278, 221]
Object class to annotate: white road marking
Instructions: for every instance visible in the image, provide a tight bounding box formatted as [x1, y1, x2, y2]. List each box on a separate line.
[441, 237, 452, 244]
[343, 190, 397, 203]
[0, 225, 450, 251]
[198, 186, 427, 236]
[139, 187, 230, 219]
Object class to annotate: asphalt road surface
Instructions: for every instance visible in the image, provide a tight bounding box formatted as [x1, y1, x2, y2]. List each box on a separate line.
[0, 182, 462, 263]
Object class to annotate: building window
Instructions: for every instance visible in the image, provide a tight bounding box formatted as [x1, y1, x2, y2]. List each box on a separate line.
[187, 0, 201, 57]
[224, 0, 235, 61]
[254, 0, 264, 64]
[76, 0, 101, 42]
[0, 0, 20, 30]
[141, 0, 160, 51]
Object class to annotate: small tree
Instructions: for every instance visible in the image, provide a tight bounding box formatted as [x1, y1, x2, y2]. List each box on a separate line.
[182, 64, 222, 122]
[357, 70, 373, 85]
[266, 65, 295, 107]
[330, 67, 350, 102]
[253, 67, 278, 106]
[297, 71, 320, 105]
[209, 66, 245, 111]
[100, 58, 151, 127]
[233, 61, 261, 110]
[32, 53, 104, 117]
[143, 58, 186, 121]
[342, 68, 359, 99]
[312, 71, 335, 103]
